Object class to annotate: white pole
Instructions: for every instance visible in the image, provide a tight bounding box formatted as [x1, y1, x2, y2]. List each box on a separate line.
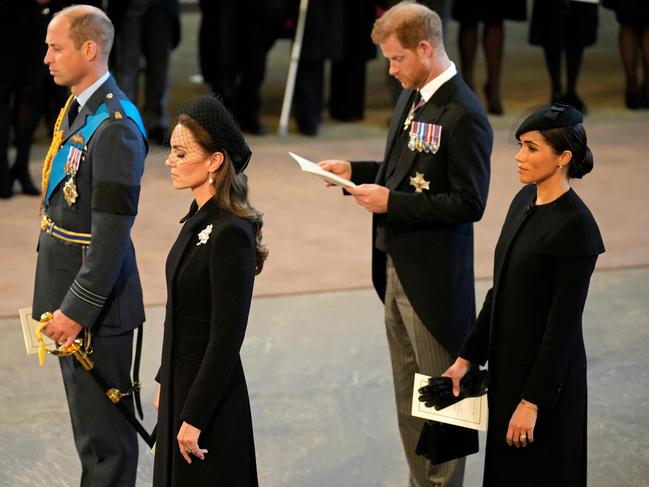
[278, 0, 310, 136]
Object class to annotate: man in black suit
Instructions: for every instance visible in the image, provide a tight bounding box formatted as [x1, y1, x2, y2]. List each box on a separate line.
[320, 3, 491, 486]
[35, 5, 147, 486]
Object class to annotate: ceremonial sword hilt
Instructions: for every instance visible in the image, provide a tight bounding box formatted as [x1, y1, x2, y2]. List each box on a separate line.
[37, 312, 94, 370]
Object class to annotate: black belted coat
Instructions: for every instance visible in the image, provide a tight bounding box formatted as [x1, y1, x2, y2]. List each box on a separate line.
[153, 199, 258, 487]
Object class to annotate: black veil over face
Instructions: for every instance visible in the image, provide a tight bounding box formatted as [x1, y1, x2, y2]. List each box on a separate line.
[180, 95, 252, 173]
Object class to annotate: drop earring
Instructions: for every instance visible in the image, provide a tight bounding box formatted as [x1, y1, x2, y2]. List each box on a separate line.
[208, 173, 214, 184]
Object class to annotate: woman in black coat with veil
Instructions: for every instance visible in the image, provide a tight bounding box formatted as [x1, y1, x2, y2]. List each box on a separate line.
[152, 95, 267, 486]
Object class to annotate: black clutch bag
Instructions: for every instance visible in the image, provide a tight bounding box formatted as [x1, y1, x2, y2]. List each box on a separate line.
[415, 421, 479, 465]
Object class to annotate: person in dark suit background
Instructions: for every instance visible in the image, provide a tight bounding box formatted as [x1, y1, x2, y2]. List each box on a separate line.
[34, 5, 147, 486]
[328, 1, 379, 122]
[319, 3, 492, 486]
[198, 0, 280, 135]
[444, 103, 604, 486]
[152, 95, 268, 486]
[0, 0, 50, 198]
[109, 0, 181, 144]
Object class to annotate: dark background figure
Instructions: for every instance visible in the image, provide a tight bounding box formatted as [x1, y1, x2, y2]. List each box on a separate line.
[451, 0, 527, 115]
[198, 0, 278, 135]
[0, 0, 50, 198]
[289, 0, 344, 136]
[108, 0, 181, 144]
[602, 0, 649, 109]
[328, 1, 379, 123]
[529, 0, 599, 113]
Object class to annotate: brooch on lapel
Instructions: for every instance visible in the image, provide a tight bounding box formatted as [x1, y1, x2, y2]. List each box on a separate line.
[408, 122, 442, 154]
[409, 172, 430, 193]
[197, 224, 213, 246]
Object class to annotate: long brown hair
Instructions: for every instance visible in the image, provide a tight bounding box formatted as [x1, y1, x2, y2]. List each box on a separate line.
[178, 114, 268, 274]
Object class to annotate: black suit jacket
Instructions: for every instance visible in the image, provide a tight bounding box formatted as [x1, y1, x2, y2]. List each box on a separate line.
[33, 76, 147, 335]
[351, 74, 492, 355]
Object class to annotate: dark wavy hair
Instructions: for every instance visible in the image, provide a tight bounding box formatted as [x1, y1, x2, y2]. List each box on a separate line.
[177, 113, 268, 274]
[539, 123, 593, 179]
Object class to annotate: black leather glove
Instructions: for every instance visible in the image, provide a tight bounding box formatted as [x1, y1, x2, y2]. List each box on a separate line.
[418, 368, 488, 410]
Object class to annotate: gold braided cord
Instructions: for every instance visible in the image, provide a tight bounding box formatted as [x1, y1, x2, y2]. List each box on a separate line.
[40, 95, 74, 214]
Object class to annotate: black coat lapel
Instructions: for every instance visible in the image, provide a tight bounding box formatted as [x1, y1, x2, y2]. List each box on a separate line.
[166, 200, 221, 293]
[493, 191, 536, 289]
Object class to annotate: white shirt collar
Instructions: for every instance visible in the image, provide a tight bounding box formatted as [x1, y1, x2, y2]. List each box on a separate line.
[418, 62, 457, 103]
[75, 71, 111, 110]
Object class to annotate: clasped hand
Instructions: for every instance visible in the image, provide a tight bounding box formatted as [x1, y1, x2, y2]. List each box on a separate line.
[42, 309, 83, 346]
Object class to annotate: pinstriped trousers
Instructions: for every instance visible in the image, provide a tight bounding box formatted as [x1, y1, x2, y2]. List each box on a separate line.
[385, 257, 465, 487]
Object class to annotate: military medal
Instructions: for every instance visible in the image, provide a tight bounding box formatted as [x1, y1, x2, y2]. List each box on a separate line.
[403, 92, 426, 131]
[64, 145, 83, 177]
[409, 172, 430, 193]
[71, 133, 85, 145]
[63, 177, 78, 206]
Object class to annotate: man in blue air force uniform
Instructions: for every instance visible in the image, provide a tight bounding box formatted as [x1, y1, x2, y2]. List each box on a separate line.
[33, 5, 147, 486]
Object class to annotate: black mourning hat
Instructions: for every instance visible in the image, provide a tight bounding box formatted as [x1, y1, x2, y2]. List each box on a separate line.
[515, 103, 583, 140]
[181, 95, 252, 173]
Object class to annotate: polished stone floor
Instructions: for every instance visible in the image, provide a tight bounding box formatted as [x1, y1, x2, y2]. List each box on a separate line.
[1, 267, 648, 486]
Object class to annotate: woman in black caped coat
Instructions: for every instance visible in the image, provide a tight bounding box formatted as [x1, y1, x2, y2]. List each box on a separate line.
[152, 95, 267, 487]
[443, 103, 604, 487]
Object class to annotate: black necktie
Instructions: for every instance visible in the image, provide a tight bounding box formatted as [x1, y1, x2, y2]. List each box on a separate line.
[68, 98, 80, 127]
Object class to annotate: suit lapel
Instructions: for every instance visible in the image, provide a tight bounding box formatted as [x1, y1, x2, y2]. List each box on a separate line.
[377, 90, 417, 184]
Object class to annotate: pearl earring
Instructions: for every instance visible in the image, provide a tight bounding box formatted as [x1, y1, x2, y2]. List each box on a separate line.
[208, 175, 214, 184]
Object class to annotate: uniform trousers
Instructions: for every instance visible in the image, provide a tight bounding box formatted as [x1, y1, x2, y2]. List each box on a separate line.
[384, 257, 465, 487]
[59, 331, 138, 487]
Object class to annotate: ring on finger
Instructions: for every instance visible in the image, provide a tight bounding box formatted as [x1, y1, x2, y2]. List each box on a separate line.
[185, 447, 192, 454]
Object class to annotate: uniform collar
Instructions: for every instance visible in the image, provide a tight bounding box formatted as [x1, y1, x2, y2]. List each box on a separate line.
[75, 71, 111, 110]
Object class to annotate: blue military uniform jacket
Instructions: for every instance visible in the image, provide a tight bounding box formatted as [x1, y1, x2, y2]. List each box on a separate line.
[33, 75, 147, 336]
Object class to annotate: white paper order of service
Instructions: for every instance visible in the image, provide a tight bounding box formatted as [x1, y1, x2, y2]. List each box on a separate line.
[289, 152, 356, 188]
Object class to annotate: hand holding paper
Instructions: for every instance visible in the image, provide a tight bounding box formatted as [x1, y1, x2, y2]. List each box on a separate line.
[289, 152, 355, 188]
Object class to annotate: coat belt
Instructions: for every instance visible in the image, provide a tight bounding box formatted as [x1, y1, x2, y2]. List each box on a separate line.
[40, 214, 92, 246]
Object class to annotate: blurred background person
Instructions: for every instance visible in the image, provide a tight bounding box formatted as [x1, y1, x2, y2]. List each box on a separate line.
[328, 1, 379, 123]
[602, 0, 649, 109]
[109, 0, 181, 144]
[529, 0, 599, 113]
[0, 0, 50, 198]
[451, 0, 527, 115]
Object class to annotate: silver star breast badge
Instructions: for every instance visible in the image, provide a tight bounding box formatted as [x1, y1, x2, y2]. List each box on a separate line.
[409, 172, 430, 193]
